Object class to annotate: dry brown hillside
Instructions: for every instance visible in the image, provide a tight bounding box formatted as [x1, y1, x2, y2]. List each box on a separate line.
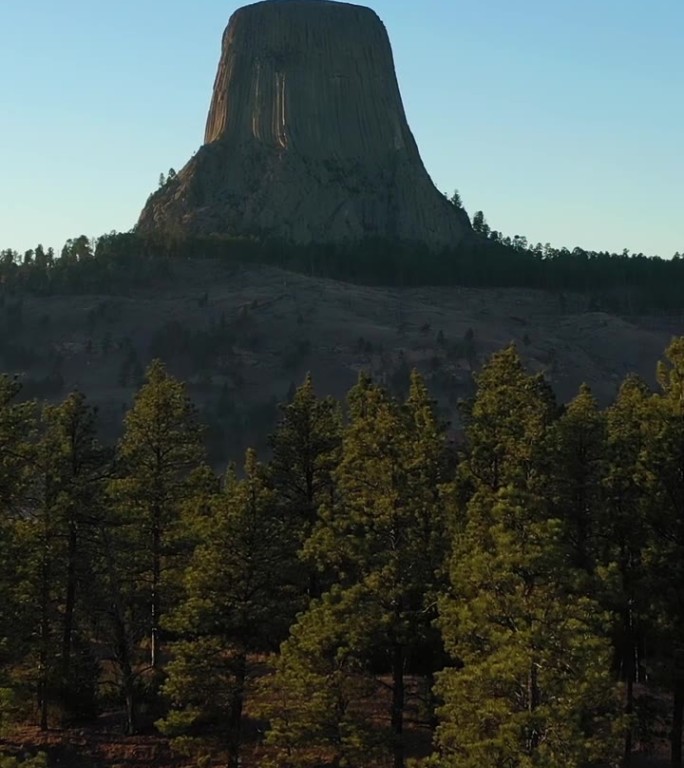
[5, 259, 682, 462]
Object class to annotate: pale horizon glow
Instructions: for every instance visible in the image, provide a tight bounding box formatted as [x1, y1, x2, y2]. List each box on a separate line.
[1, 0, 682, 257]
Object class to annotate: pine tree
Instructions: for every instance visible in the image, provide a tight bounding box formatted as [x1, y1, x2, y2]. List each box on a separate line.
[110, 360, 206, 672]
[458, 345, 556, 495]
[299, 371, 450, 768]
[98, 360, 207, 734]
[435, 489, 623, 768]
[10, 393, 107, 728]
[601, 374, 652, 762]
[546, 383, 606, 574]
[641, 338, 684, 766]
[160, 450, 297, 767]
[91, 504, 147, 735]
[448, 190, 463, 210]
[268, 374, 342, 598]
[434, 347, 622, 767]
[0, 376, 33, 506]
[472, 210, 490, 237]
[0, 377, 35, 728]
[39, 393, 107, 723]
[259, 587, 383, 768]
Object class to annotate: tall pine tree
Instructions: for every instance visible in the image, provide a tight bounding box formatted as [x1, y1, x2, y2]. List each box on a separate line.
[601, 375, 652, 763]
[641, 338, 684, 766]
[160, 450, 298, 767]
[268, 374, 342, 598]
[434, 347, 622, 768]
[293, 371, 450, 768]
[110, 360, 206, 672]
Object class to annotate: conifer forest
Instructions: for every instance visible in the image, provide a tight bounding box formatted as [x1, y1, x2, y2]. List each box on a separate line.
[2, 339, 684, 767]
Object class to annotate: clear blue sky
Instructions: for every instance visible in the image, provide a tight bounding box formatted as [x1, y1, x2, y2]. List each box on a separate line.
[1, 0, 682, 257]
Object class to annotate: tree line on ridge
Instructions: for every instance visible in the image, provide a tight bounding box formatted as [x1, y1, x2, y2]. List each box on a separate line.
[1, 205, 684, 313]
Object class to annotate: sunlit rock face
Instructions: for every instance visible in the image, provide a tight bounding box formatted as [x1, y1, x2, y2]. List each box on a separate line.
[137, 0, 470, 247]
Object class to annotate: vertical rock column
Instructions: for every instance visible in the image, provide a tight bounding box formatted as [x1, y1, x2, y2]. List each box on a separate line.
[137, 0, 471, 248]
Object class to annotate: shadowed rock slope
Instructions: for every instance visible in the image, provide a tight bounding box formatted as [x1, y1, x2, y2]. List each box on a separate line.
[137, 0, 470, 248]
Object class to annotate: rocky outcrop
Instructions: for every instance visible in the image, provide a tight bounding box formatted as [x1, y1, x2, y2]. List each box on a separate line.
[137, 0, 470, 248]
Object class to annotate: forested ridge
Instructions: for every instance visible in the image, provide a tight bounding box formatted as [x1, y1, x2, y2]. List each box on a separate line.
[2, 197, 684, 314]
[2, 340, 684, 767]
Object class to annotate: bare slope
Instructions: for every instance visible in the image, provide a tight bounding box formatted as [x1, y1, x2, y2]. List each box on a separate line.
[7, 262, 682, 462]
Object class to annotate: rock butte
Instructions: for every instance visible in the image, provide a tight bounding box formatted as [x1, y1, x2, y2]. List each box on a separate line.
[137, 0, 471, 248]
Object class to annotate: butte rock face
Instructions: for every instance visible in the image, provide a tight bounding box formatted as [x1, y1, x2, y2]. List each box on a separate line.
[137, 0, 470, 248]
